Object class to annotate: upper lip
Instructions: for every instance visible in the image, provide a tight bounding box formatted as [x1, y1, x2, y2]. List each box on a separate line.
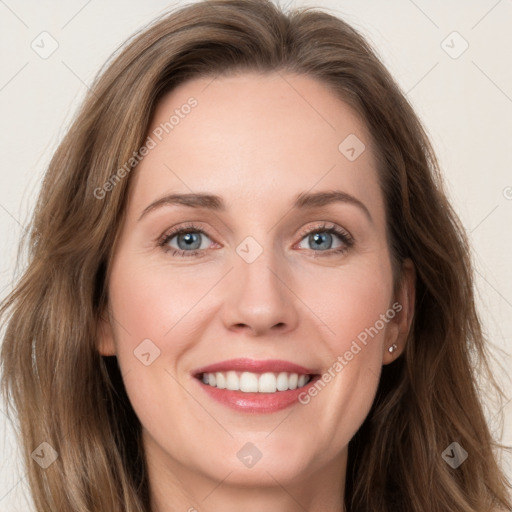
[193, 358, 319, 377]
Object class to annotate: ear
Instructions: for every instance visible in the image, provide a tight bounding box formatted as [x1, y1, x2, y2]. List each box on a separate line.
[382, 258, 416, 364]
[97, 306, 116, 356]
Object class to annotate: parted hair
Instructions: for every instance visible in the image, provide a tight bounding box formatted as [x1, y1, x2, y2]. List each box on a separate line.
[1, 0, 511, 510]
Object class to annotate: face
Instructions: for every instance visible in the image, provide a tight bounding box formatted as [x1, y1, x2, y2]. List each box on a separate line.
[98, 72, 415, 505]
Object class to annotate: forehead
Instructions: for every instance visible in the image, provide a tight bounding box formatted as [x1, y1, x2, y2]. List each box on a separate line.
[127, 72, 383, 221]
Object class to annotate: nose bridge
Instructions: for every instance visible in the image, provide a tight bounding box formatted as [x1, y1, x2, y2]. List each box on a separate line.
[221, 234, 299, 335]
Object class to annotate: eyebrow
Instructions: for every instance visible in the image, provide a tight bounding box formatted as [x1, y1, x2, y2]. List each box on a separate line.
[137, 190, 372, 223]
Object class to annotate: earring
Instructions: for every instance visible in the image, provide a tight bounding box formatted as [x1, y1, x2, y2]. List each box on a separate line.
[388, 343, 398, 353]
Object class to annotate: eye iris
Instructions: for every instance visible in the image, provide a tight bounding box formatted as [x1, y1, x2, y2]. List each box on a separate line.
[310, 232, 332, 250]
[170, 229, 341, 253]
[177, 232, 201, 250]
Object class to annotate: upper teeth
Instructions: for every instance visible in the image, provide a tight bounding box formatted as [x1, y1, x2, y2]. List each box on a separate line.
[201, 371, 311, 393]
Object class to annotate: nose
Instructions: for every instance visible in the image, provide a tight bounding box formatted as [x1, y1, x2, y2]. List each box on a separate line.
[220, 247, 300, 337]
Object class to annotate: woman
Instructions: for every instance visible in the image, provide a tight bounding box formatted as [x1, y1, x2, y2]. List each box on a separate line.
[1, 0, 510, 510]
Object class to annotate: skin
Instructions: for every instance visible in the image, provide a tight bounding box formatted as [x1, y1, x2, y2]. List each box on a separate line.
[98, 71, 415, 512]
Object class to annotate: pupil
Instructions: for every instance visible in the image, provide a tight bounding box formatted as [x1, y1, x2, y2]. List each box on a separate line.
[179, 232, 200, 250]
[311, 232, 331, 250]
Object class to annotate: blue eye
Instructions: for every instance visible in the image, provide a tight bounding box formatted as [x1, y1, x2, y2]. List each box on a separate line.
[297, 228, 349, 252]
[159, 224, 212, 257]
[296, 223, 354, 257]
[158, 222, 354, 258]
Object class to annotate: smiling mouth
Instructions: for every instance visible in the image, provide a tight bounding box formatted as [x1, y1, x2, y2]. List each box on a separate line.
[195, 370, 317, 393]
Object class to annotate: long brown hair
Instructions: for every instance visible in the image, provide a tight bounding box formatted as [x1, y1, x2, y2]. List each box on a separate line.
[1, 1, 511, 510]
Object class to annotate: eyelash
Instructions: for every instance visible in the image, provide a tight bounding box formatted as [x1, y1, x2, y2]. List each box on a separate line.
[157, 221, 354, 258]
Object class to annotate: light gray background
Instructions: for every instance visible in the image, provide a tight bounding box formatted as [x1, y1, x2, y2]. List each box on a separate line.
[1, 1, 511, 509]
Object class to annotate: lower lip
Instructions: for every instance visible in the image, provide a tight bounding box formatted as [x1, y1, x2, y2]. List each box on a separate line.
[194, 375, 320, 413]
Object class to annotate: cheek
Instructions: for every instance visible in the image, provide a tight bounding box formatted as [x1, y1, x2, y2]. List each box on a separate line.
[105, 254, 226, 423]
[107, 255, 213, 352]
[299, 253, 395, 351]
[105, 257, 206, 460]
[290, 257, 393, 436]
